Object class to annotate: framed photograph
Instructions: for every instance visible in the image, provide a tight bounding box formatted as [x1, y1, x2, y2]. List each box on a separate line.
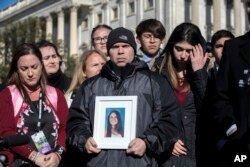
[93, 96, 138, 149]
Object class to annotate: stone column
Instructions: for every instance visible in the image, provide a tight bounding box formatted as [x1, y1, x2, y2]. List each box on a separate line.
[57, 10, 65, 55]
[89, 5, 94, 27]
[191, 0, 199, 25]
[101, 1, 108, 24]
[191, 0, 206, 37]
[118, 0, 126, 27]
[70, 6, 78, 57]
[46, 15, 53, 41]
[57, 10, 64, 42]
[136, 0, 143, 24]
[35, 18, 42, 42]
[234, 0, 241, 36]
[155, 0, 164, 22]
[213, 0, 222, 32]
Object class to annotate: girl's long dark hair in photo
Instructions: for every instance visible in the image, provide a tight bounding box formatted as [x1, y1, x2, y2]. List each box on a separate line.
[106, 110, 124, 137]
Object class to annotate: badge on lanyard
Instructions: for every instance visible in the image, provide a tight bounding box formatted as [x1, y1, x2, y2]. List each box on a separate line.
[30, 92, 52, 154]
[31, 130, 52, 154]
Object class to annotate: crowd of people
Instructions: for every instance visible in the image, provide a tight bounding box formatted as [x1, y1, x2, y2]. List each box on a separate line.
[0, 2, 250, 167]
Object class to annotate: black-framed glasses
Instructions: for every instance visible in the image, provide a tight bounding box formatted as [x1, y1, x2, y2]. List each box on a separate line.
[141, 33, 161, 42]
[93, 36, 108, 44]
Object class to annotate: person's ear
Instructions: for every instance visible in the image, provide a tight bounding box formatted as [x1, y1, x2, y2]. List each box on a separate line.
[136, 36, 142, 45]
[161, 37, 166, 45]
[83, 72, 87, 79]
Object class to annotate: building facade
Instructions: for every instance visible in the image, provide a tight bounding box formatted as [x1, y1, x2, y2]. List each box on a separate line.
[0, 0, 249, 58]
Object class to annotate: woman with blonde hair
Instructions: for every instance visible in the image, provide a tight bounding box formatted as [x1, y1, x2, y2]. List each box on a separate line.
[65, 50, 107, 107]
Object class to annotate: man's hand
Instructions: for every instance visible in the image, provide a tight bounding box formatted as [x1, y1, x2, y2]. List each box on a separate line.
[126, 138, 146, 157]
[171, 139, 187, 157]
[85, 137, 101, 154]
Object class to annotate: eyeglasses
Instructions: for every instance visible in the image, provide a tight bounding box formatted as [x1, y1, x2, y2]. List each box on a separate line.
[141, 34, 161, 42]
[93, 36, 108, 44]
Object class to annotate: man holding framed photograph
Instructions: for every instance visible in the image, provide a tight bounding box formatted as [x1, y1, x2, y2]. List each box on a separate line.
[67, 27, 180, 167]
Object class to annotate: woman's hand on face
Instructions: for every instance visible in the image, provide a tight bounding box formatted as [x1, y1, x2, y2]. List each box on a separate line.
[85, 137, 101, 154]
[190, 44, 208, 72]
[171, 139, 187, 157]
[126, 138, 146, 156]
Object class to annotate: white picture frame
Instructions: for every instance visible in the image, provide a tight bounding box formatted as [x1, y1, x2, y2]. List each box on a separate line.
[93, 96, 138, 149]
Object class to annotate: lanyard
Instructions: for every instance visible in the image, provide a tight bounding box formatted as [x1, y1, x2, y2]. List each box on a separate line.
[36, 92, 43, 130]
[30, 92, 43, 131]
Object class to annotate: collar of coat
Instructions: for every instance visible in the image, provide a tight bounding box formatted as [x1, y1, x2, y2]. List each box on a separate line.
[101, 58, 149, 81]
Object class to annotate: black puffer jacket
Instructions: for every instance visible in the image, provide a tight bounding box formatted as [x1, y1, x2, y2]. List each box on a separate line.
[67, 60, 181, 167]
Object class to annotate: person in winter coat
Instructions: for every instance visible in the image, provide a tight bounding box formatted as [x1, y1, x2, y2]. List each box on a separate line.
[212, 2, 250, 166]
[0, 43, 68, 167]
[66, 27, 181, 167]
[63, 50, 107, 167]
[152, 22, 208, 167]
[198, 29, 235, 167]
[135, 19, 166, 70]
[64, 49, 107, 107]
[36, 40, 71, 93]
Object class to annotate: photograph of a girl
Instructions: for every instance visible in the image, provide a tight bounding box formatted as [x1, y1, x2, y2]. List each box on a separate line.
[105, 110, 124, 138]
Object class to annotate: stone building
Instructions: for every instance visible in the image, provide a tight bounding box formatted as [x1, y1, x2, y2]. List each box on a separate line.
[0, 0, 249, 58]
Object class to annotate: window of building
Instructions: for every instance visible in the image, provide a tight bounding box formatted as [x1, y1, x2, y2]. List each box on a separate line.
[127, 1, 135, 16]
[205, 0, 213, 40]
[184, 0, 191, 22]
[111, 7, 118, 21]
[96, 13, 103, 24]
[226, 0, 233, 33]
[82, 18, 88, 30]
[144, 0, 154, 10]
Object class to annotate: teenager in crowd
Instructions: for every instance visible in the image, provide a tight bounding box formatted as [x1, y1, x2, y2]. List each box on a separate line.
[136, 19, 166, 70]
[36, 40, 71, 93]
[153, 22, 208, 167]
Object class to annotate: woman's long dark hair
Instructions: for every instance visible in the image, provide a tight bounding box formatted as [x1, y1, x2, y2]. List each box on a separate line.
[162, 22, 206, 68]
[106, 110, 124, 137]
[160, 22, 206, 90]
[7, 43, 47, 103]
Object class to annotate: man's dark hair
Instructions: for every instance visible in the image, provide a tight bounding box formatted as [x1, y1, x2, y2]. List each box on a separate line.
[136, 19, 166, 39]
[211, 30, 235, 49]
